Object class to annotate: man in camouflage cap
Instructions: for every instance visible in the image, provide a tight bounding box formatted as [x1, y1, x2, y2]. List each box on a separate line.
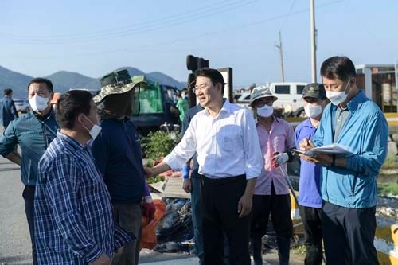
[91, 69, 154, 265]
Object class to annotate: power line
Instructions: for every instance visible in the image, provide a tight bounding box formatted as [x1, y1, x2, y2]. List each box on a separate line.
[280, 0, 297, 30]
[0, 0, 260, 44]
[0, 0, 342, 59]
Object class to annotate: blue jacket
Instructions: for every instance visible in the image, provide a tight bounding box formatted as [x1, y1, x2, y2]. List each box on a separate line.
[313, 91, 388, 208]
[0, 110, 59, 185]
[0, 96, 18, 127]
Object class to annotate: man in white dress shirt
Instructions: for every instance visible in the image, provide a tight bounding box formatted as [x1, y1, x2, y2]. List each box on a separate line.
[146, 68, 263, 265]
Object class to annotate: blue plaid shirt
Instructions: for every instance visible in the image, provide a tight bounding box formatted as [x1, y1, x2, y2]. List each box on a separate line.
[34, 132, 133, 265]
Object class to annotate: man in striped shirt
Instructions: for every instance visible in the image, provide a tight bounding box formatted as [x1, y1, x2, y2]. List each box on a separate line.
[34, 90, 133, 265]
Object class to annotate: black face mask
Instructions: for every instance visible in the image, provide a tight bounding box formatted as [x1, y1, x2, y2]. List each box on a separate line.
[99, 92, 132, 119]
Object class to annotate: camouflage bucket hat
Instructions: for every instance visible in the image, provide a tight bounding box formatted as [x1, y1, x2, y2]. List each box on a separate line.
[93, 69, 136, 104]
[249, 86, 278, 107]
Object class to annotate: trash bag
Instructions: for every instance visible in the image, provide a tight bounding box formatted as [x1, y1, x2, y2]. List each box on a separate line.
[154, 198, 193, 252]
[140, 199, 166, 250]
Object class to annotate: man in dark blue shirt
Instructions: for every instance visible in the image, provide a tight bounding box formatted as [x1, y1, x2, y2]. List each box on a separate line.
[92, 71, 153, 265]
[0, 78, 58, 265]
[0, 88, 18, 129]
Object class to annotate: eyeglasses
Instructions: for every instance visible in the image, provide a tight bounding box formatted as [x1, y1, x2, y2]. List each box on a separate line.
[193, 84, 211, 94]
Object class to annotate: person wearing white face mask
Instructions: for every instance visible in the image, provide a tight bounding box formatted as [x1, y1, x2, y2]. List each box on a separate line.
[0, 77, 59, 265]
[34, 90, 134, 265]
[299, 56, 388, 265]
[294, 83, 328, 265]
[248, 86, 295, 265]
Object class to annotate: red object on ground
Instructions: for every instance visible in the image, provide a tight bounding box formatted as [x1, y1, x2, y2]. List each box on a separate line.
[140, 199, 166, 250]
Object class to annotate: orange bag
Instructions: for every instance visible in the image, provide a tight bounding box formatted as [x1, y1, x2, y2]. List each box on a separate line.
[140, 199, 166, 250]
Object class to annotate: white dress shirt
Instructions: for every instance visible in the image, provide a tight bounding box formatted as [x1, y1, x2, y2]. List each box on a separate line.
[163, 100, 263, 179]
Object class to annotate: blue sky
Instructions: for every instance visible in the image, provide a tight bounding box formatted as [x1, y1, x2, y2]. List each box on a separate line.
[0, 0, 396, 88]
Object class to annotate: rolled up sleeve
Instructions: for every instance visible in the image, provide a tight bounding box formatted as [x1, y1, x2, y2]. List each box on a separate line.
[163, 116, 197, 170]
[0, 120, 19, 157]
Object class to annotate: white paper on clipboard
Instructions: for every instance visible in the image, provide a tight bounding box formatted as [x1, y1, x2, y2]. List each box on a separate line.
[304, 144, 353, 157]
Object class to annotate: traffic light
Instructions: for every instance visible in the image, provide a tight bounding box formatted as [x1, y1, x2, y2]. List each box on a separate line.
[186, 55, 209, 72]
[186, 54, 210, 107]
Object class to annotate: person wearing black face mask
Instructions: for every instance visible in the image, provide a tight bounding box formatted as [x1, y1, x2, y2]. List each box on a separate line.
[91, 70, 154, 265]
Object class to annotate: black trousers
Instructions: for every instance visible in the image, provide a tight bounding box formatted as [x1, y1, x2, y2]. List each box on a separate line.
[250, 183, 293, 265]
[322, 201, 378, 265]
[299, 205, 323, 265]
[201, 175, 251, 265]
[23, 185, 37, 265]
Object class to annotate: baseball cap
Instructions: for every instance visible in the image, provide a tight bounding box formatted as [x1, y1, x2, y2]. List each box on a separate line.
[302, 83, 326, 100]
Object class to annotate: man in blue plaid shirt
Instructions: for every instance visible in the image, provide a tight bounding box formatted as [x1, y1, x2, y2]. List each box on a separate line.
[34, 90, 133, 265]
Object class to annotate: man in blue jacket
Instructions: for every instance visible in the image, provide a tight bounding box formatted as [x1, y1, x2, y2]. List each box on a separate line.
[0, 88, 18, 130]
[0, 78, 59, 265]
[300, 56, 388, 265]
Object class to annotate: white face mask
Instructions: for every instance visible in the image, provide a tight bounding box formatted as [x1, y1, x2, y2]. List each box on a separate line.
[82, 116, 102, 141]
[29, 95, 49, 112]
[326, 80, 350, 106]
[256, 105, 274, 118]
[304, 104, 323, 118]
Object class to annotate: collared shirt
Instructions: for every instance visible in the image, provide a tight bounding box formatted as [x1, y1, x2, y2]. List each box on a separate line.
[295, 118, 322, 208]
[0, 96, 18, 127]
[0, 110, 58, 185]
[254, 117, 295, 195]
[180, 104, 204, 173]
[314, 91, 388, 208]
[333, 106, 350, 142]
[92, 118, 146, 204]
[164, 100, 263, 179]
[34, 132, 132, 265]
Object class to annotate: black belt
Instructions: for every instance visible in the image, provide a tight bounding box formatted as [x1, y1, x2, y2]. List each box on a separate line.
[199, 174, 246, 185]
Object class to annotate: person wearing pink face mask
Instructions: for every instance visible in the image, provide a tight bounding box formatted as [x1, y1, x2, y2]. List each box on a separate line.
[248, 86, 295, 265]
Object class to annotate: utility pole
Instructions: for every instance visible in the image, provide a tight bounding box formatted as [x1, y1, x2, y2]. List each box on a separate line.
[310, 0, 317, 83]
[275, 30, 285, 82]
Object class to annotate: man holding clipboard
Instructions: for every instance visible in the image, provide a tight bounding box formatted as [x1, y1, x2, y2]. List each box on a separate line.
[299, 56, 388, 265]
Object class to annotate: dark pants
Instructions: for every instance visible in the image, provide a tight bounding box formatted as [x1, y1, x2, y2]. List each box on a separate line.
[201, 175, 250, 265]
[22, 185, 37, 265]
[322, 201, 378, 265]
[192, 173, 229, 264]
[111, 203, 142, 265]
[250, 183, 293, 265]
[299, 205, 323, 265]
[191, 173, 205, 263]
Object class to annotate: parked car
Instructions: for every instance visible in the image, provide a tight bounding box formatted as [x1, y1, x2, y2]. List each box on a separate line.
[269, 82, 307, 115]
[13, 99, 30, 113]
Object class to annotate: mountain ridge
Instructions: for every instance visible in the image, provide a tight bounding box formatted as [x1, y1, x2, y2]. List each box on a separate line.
[0, 66, 186, 99]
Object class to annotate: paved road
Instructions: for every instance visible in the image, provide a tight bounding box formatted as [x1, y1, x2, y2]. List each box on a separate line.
[0, 155, 305, 265]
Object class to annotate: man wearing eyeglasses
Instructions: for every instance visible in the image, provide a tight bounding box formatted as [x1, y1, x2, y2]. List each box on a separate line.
[145, 68, 263, 265]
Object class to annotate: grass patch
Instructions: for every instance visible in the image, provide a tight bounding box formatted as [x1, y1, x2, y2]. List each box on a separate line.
[378, 182, 398, 196]
[381, 157, 398, 170]
[292, 244, 306, 255]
